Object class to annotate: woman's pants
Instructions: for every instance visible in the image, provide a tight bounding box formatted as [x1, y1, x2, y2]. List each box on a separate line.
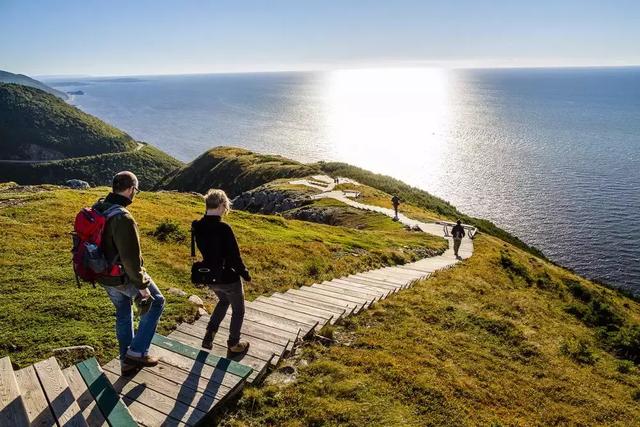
[206, 280, 245, 346]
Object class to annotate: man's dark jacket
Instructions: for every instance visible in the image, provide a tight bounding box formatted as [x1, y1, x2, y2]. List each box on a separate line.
[451, 224, 466, 239]
[193, 215, 251, 284]
[93, 193, 149, 289]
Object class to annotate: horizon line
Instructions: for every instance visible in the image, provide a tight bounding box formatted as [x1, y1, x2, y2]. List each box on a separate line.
[33, 63, 640, 79]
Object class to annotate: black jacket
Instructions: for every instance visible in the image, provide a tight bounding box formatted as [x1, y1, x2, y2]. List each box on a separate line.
[451, 224, 466, 239]
[193, 215, 251, 284]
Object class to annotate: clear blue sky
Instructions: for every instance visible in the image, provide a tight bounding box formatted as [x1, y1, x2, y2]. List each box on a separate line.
[1, 0, 639, 76]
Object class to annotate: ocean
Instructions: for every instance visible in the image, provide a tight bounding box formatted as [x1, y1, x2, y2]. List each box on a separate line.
[45, 67, 640, 294]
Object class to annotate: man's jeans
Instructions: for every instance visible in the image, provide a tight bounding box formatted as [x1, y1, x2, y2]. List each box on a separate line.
[103, 279, 165, 360]
[453, 238, 462, 255]
[206, 280, 245, 346]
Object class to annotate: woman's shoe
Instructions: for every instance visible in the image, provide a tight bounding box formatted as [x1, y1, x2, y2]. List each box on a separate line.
[202, 330, 215, 350]
[228, 341, 250, 354]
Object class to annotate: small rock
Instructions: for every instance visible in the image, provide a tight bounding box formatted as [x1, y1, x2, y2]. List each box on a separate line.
[65, 179, 90, 189]
[168, 287, 187, 297]
[188, 295, 204, 307]
[197, 307, 208, 316]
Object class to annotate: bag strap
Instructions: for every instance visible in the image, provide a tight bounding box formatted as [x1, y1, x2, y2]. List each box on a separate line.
[190, 220, 197, 258]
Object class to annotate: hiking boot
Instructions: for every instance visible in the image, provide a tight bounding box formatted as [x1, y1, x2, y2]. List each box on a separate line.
[124, 353, 159, 367]
[121, 361, 139, 376]
[228, 341, 250, 354]
[202, 330, 215, 350]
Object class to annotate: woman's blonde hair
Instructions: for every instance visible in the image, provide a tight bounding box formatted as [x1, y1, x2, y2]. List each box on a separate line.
[204, 188, 231, 215]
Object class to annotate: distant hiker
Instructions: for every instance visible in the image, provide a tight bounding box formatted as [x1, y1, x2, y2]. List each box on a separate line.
[192, 189, 251, 354]
[451, 220, 466, 258]
[93, 171, 165, 375]
[391, 195, 400, 220]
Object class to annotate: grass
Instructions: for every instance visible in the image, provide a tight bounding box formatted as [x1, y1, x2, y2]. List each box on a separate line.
[220, 234, 640, 426]
[0, 184, 446, 367]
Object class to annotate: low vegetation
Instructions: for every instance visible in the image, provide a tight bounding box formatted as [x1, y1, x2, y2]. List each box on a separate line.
[158, 146, 320, 196]
[0, 145, 183, 190]
[0, 83, 137, 159]
[0, 184, 445, 366]
[222, 234, 640, 426]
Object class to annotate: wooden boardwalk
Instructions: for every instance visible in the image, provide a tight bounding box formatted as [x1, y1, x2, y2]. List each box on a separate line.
[0, 180, 474, 426]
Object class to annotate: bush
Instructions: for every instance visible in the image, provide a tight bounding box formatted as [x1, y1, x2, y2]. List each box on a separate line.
[560, 338, 598, 365]
[616, 360, 635, 374]
[500, 252, 533, 284]
[150, 219, 187, 243]
[607, 324, 640, 364]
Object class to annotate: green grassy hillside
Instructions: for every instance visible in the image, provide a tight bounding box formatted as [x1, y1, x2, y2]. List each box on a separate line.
[158, 146, 320, 197]
[0, 83, 137, 160]
[0, 183, 445, 367]
[0, 69, 68, 100]
[224, 235, 640, 426]
[0, 145, 183, 190]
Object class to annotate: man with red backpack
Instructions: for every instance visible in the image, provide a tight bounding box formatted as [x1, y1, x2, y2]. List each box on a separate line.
[92, 171, 165, 375]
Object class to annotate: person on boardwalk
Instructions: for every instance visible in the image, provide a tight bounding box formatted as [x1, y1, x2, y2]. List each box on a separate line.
[451, 219, 466, 258]
[94, 171, 166, 375]
[391, 195, 400, 220]
[193, 189, 251, 354]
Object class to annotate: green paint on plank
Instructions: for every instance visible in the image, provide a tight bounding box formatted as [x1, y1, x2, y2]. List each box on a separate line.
[152, 334, 253, 379]
[76, 357, 138, 427]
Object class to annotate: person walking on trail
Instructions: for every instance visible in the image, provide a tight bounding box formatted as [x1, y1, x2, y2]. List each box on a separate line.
[94, 171, 166, 375]
[391, 195, 400, 220]
[192, 189, 251, 354]
[451, 219, 466, 258]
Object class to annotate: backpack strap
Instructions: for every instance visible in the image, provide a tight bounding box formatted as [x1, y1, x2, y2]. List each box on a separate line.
[102, 205, 128, 266]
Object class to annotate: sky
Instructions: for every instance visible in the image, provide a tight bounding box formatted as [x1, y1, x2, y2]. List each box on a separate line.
[1, 0, 639, 76]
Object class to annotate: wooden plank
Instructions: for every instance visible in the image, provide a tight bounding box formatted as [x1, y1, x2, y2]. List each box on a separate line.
[61, 366, 108, 427]
[396, 264, 434, 274]
[271, 293, 351, 318]
[139, 360, 233, 400]
[14, 365, 56, 427]
[306, 285, 373, 305]
[352, 272, 408, 285]
[147, 347, 242, 391]
[152, 335, 253, 380]
[286, 289, 361, 312]
[368, 269, 417, 281]
[379, 266, 423, 277]
[336, 276, 401, 292]
[246, 300, 324, 328]
[176, 323, 285, 365]
[195, 316, 296, 352]
[329, 279, 392, 299]
[1, 357, 33, 427]
[167, 330, 272, 378]
[119, 396, 187, 427]
[320, 281, 388, 299]
[102, 361, 226, 417]
[104, 370, 206, 427]
[75, 357, 137, 427]
[240, 307, 311, 338]
[33, 357, 88, 427]
[255, 296, 337, 324]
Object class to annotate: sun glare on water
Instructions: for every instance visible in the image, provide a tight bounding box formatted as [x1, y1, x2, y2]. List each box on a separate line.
[324, 67, 452, 184]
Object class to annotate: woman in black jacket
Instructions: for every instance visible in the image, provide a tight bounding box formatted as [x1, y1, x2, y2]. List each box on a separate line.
[193, 189, 250, 353]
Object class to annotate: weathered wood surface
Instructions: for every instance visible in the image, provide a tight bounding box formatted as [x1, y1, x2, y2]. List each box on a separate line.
[62, 366, 108, 427]
[33, 357, 88, 427]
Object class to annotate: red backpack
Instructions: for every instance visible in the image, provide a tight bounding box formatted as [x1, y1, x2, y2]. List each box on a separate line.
[71, 204, 126, 286]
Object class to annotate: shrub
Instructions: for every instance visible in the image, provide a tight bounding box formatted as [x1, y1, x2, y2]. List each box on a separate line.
[500, 252, 533, 284]
[564, 279, 593, 302]
[607, 324, 640, 364]
[150, 219, 187, 243]
[560, 338, 598, 365]
[616, 360, 635, 374]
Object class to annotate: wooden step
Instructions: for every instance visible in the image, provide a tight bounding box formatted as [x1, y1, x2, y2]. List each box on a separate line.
[343, 275, 405, 292]
[0, 356, 30, 427]
[321, 280, 388, 299]
[152, 334, 257, 383]
[74, 357, 137, 427]
[368, 269, 418, 281]
[335, 276, 401, 292]
[245, 300, 325, 329]
[33, 357, 88, 427]
[354, 272, 411, 287]
[167, 330, 273, 380]
[62, 366, 108, 427]
[175, 322, 286, 365]
[396, 264, 434, 274]
[196, 315, 297, 352]
[270, 293, 352, 318]
[254, 296, 337, 324]
[329, 279, 392, 298]
[242, 306, 314, 338]
[306, 284, 374, 306]
[380, 266, 424, 277]
[286, 288, 362, 313]
[14, 365, 57, 427]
